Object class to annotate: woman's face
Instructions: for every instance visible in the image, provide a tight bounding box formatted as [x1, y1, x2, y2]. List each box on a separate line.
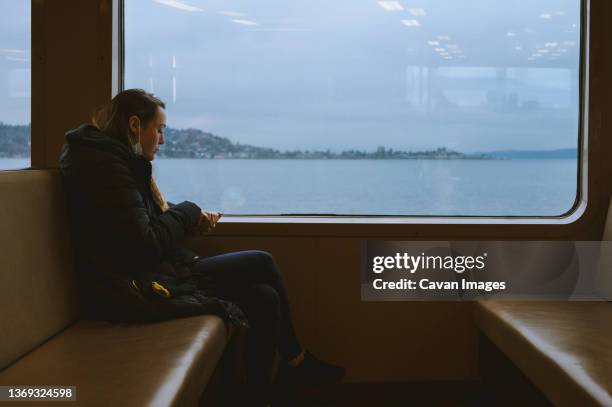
[129, 106, 166, 161]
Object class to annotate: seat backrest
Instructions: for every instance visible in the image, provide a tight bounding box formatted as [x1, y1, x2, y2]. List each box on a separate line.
[0, 170, 79, 371]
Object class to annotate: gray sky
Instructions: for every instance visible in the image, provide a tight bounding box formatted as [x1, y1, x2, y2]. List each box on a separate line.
[0, 1, 30, 125]
[0, 0, 581, 153]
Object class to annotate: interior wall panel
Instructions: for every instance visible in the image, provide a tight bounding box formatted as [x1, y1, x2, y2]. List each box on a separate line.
[32, 0, 112, 169]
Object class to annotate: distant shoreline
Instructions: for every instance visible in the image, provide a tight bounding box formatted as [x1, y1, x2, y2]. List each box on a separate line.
[0, 123, 577, 160]
[0, 156, 578, 161]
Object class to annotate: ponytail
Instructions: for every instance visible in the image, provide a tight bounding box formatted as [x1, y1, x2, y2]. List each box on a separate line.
[92, 104, 110, 130]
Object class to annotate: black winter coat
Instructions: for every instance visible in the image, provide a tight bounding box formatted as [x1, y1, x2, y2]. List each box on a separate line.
[59, 124, 246, 327]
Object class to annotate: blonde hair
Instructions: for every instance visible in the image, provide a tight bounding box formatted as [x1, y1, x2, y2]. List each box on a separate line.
[150, 177, 169, 212]
[92, 89, 169, 212]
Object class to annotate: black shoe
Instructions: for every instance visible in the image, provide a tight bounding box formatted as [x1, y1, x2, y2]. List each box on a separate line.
[277, 350, 346, 386]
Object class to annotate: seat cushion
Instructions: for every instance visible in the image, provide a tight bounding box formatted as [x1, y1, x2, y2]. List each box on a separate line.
[0, 315, 228, 407]
[475, 300, 612, 407]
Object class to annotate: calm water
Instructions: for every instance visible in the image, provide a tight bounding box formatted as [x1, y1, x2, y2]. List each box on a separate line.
[2, 158, 578, 216]
[153, 159, 577, 216]
[0, 158, 29, 171]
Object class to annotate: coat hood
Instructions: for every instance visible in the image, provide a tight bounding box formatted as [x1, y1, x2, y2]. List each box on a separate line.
[59, 124, 151, 181]
[60, 124, 131, 166]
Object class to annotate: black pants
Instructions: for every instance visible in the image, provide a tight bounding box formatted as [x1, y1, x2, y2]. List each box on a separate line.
[191, 250, 302, 401]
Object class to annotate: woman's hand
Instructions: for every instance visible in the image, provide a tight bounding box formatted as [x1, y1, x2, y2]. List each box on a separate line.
[195, 211, 222, 235]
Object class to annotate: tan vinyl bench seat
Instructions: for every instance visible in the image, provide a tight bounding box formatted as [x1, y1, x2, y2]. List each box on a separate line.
[0, 317, 227, 406]
[0, 169, 231, 406]
[475, 300, 612, 407]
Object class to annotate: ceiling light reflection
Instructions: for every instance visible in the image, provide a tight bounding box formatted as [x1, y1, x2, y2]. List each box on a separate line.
[0, 48, 25, 54]
[6, 56, 29, 62]
[408, 8, 426, 16]
[153, 0, 202, 12]
[401, 19, 421, 26]
[232, 19, 258, 26]
[218, 11, 246, 17]
[378, 1, 404, 11]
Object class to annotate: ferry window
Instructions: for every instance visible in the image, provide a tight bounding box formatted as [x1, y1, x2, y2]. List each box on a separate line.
[124, 0, 581, 216]
[0, 0, 30, 170]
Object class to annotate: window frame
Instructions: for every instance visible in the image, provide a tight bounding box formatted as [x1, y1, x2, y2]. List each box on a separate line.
[116, 0, 593, 233]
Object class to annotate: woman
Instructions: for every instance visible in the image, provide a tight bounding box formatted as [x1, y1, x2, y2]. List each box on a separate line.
[59, 89, 345, 406]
